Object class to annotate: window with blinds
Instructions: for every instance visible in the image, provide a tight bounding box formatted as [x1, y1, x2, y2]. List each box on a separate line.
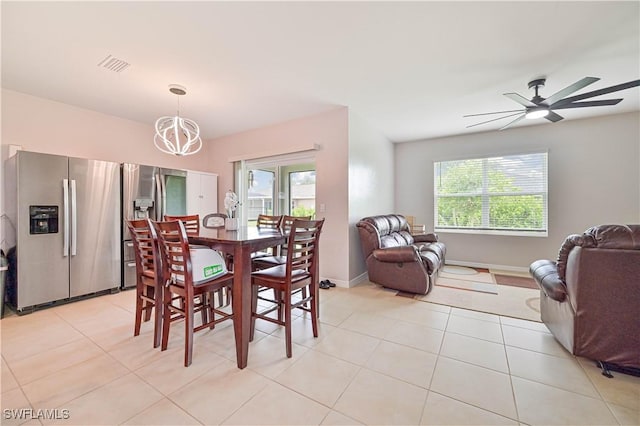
[434, 152, 548, 235]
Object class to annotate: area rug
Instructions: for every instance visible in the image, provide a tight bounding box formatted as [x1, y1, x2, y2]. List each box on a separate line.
[435, 277, 499, 295]
[441, 265, 479, 275]
[417, 280, 541, 322]
[412, 266, 541, 321]
[494, 273, 538, 289]
[393, 265, 542, 321]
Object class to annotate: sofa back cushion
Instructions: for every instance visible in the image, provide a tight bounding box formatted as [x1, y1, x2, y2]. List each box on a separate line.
[585, 224, 640, 249]
[357, 214, 414, 257]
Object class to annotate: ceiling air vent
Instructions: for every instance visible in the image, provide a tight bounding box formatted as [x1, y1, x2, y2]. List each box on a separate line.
[97, 54, 130, 73]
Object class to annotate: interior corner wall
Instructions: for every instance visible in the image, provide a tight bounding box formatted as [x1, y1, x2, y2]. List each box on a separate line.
[1, 89, 214, 171]
[348, 111, 394, 281]
[205, 107, 350, 285]
[395, 112, 640, 269]
[0, 89, 217, 251]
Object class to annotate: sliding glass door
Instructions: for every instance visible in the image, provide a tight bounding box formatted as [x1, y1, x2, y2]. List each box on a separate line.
[246, 168, 275, 225]
[237, 153, 315, 226]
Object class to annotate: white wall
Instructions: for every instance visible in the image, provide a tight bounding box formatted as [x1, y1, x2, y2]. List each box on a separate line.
[348, 111, 394, 280]
[1, 89, 214, 170]
[0, 89, 218, 251]
[205, 107, 351, 285]
[395, 112, 640, 270]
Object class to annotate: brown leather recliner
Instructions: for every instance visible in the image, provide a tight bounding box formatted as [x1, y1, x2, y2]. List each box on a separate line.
[530, 224, 640, 370]
[356, 214, 446, 294]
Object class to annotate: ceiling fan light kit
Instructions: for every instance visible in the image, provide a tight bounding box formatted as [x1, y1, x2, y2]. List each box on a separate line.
[465, 76, 640, 130]
[525, 107, 549, 120]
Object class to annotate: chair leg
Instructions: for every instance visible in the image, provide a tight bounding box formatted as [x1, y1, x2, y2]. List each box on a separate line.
[285, 291, 293, 358]
[225, 285, 232, 306]
[209, 292, 216, 330]
[143, 287, 153, 322]
[250, 283, 258, 342]
[161, 287, 171, 351]
[200, 295, 208, 326]
[184, 298, 194, 367]
[310, 284, 319, 338]
[134, 286, 143, 337]
[153, 287, 162, 348]
[216, 288, 224, 307]
[276, 289, 284, 322]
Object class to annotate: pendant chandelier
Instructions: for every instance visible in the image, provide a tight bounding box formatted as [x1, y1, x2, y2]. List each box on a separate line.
[154, 84, 202, 156]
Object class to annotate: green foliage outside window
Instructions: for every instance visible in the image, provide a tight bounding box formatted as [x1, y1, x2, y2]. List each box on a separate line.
[291, 206, 316, 218]
[436, 157, 545, 231]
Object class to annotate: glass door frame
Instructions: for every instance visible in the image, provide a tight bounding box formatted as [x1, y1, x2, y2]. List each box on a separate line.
[236, 152, 316, 226]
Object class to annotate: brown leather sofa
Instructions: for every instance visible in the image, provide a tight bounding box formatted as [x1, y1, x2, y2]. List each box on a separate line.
[356, 214, 446, 294]
[530, 224, 640, 371]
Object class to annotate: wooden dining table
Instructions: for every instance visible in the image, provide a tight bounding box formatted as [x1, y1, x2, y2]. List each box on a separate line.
[188, 226, 285, 369]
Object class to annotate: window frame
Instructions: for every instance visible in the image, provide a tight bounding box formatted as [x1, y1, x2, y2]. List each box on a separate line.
[433, 152, 548, 237]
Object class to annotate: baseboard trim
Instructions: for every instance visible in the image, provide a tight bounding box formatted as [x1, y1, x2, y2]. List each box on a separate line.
[446, 259, 529, 274]
[349, 272, 369, 288]
[320, 272, 368, 289]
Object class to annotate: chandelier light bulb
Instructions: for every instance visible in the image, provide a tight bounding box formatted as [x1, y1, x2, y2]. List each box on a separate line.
[154, 85, 203, 156]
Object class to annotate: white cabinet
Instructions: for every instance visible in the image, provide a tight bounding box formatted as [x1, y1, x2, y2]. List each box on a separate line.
[186, 171, 218, 219]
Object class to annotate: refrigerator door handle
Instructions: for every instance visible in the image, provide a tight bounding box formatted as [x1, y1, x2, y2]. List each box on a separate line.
[160, 173, 166, 220]
[160, 174, 167, 219]
[71, 179, 77, 256]
[155, 173, 163, 220]
[63, 178, 70, 257]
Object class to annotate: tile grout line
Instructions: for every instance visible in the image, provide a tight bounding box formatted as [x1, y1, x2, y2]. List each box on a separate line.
[575, 356, 630, 425]
[501, 316, 523, 424]
[417, 307, 450, 425]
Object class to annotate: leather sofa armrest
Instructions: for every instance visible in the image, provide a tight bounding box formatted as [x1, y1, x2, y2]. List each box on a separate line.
[413, 233, 438, 243]
[372, 246, 418, 263]
[529, 259, 567, 302]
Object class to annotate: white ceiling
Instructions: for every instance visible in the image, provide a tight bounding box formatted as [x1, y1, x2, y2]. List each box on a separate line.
[2, 1, 639, 143]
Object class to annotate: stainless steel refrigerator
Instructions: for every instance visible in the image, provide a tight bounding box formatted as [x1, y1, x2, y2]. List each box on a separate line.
[121, 163, 187, 288]
[5, 151, 121, 313]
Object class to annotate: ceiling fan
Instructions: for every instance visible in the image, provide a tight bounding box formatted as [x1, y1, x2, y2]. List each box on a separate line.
[465, 77, 640, 130]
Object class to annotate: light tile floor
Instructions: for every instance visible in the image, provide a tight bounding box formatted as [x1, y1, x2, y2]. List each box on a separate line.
[1, 283, 639, 425]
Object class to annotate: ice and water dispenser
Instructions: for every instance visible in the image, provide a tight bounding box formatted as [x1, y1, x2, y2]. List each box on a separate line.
[29, 206, 59, 234]
[133, 198, 154, 219]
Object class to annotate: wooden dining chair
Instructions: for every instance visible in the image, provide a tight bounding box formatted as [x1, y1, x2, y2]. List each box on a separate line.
[251, 214, 284, 263]
[164, 213, 230, 306]
[202, 213, 227, 229]
[127, 219, 162, 348]
[150, 219, 234, 367]
[164, 214, 200, 235]
[250, 218, 325, 357]
[252, 215, 312, 270]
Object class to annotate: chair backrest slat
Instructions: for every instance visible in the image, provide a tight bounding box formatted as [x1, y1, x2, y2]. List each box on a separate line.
[280, 215, 311, 256]
[127, 219, 157, 275]
[151, 219, 194, 290]
[164, 214, 200, 236]
[285, 219, 324, 279]
[202, 213, 228, 229]
[257, 214, 282, 230]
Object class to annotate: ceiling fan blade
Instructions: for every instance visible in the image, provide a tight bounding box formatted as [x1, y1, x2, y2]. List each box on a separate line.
[545, 111, 564, 122]
[551, 80, 640, 106]
[541, 77, 600, 106]
[551, 99, 623, 110]
[463, 109, 524, 118]
[466, 112, 524, 128]
[499, 113, 526, 130]
[503, 92, 537, 107]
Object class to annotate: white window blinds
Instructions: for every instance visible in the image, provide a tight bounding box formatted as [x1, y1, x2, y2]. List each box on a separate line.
[434, 152, 548, 234]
